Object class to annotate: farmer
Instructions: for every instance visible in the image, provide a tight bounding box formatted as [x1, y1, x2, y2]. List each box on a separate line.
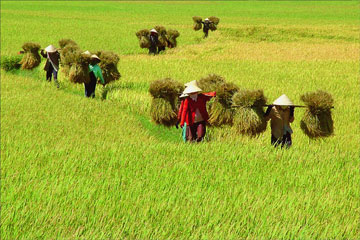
[149, 29, 159, 55]
[202, 18, 211, 38]
[40, 45, 60, 88]
[84, 54, 105, 98]
[179, 81, 216, 142]
[264, 94, 295, 148]
[176, 92, 189, 142]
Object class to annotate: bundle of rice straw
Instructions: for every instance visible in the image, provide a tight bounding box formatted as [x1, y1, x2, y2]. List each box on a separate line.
[154, 26, 168, 48]
[300, 90, 334, 138]
[208, 16, 220, 31]
[192, 16, 202, 31]
[166, 29, 180, 48]
[136, 29, 151, 49]
[197, 74, 226, 92]
[1, 55, 22, 71]
[95, 51, 121, 85]
[58, 39, 78, 49]
[208, 82, 239, 126]
[68, 51, 91, 84]
[19, 42, 41, 70]
[232, 90, 267, 137]
[149, 78, 184, 126]
[59, 43, 80, 77]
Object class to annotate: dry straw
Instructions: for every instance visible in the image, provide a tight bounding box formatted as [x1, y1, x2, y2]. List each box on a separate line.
[136, 29, 151, 48]
[208, 82, 239, 126]
[20, 42, 41, 70]
[197, 74, 226, 93]
[95, 51, 121, 85]
[149, 78, 184, 126]
[166, 29, 180, 48]
[68, 52, 91, 84]
[208, 16, 220, 31]
[232, 90, 267, 137]
[1, 55, 22, 71]
[192, 16, 202, 31]
[58, 39, 80, 77]
[154, 26, 168, 48]
[300, 90, 334, 138]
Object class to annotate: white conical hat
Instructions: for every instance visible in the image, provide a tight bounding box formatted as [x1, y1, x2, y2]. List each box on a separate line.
[90, 54, 100, 60]
[150, 29, 158, 33]
[179, 93, 189, 98]
[82, 50, 91, 55]
[183, 81, 202, 94]
[273, 94, 294, 106]
[45, 45, 57, 53]
[204, 18, 209, 21]
[184, 80, 197, 87]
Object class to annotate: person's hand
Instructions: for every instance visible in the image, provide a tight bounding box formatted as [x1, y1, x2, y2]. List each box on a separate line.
[175, 121, 179, 129]
[265, 105, 273, 116]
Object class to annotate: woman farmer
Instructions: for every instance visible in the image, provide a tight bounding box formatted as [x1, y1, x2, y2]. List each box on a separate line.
[264, 94, 295, 148]
[201, 18, 212, 38]
[40, 45, 60, 88]
[149, 29, 159, 55]
[179, 81, 216, 142]
[84, 54, 105, 98]
[176, 92, 189, 142]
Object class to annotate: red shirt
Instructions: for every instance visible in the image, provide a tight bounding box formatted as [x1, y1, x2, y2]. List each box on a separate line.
[178, 92, 216, 127]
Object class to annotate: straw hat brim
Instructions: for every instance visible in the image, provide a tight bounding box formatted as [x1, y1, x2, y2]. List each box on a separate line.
[273, 94, 294, 106]
[82, 50, 91, 55]
[183, 85, 202, 94]
[90, 54, 101, 61]
[184, 80, 197, 87]
[180, 93, 189, 98]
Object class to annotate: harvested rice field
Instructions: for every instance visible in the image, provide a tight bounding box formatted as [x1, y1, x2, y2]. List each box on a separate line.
[1, 1, 359, 239]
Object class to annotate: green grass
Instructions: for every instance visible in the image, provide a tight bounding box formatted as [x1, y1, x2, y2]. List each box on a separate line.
[1, 1, 360, 239]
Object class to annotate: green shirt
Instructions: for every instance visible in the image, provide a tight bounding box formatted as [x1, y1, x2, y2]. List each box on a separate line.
[89, 64, 105, 84]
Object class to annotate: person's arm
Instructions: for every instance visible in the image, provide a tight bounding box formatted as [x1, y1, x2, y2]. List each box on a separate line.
[289, 106, 295, 123]
[40, 50, 47, 58]
[203, 91, 216, 101]
[95, 65, 105, 85]
[264, 105, 273, 121]
[180, 99, 189, 127]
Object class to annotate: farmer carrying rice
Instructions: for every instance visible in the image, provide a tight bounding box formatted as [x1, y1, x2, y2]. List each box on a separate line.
[202, 18, 212, 38]
[179, 81, 216, 142]
[40, 45, 60, 88]
[264, 94, 295, 148]
[84, 54, 105, 98]
[149, 29, 159, 55]
[176, 92, 189, 142]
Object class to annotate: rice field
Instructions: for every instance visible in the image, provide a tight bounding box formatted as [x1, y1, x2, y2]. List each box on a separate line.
[1, 1, 359, 239]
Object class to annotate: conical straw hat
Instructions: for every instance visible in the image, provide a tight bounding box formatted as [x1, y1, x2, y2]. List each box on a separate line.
[273, 94, 294, 106]
[184, 80, 197, 87]
[90, 54, 100, 61]
[82, 50, 91, 55]
[179, 93, 189, 98]
[183, 81, 202, 94]
[150, 29, 158, 33]
[45, 45, 57, 53]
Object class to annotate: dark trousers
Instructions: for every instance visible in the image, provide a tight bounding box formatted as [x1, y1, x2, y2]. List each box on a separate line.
[187, 121, 206, 142]
[203, 29, 209, 38]
[149, 45, 157, 55]
[271, 132, 292, 148]
[158, 46, 165, 53]
[84, 72, 97, 98]
[46, 64, 59, 87]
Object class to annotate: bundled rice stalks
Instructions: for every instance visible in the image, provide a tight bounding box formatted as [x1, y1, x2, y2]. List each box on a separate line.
[1, 55, 22, 71]
[166, 29, 180, 48]
[154, 26, 168, 48]
[208, 16, 220, 31]
[95, 51, 121, 85]
[19, 42, 41, 70]
[58, 39, 78, 49]
[59, 44, 80, 77]
[208, 82, 239, 126]
[300, 90, 334, 138]
[68, 52, 91, 84]
[197, 74, 226, 92]
[149, 78, 184, 126]
[136, 29, 151, 48]
[232, 90, 267, 137]
[192, 16, 202, 31]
